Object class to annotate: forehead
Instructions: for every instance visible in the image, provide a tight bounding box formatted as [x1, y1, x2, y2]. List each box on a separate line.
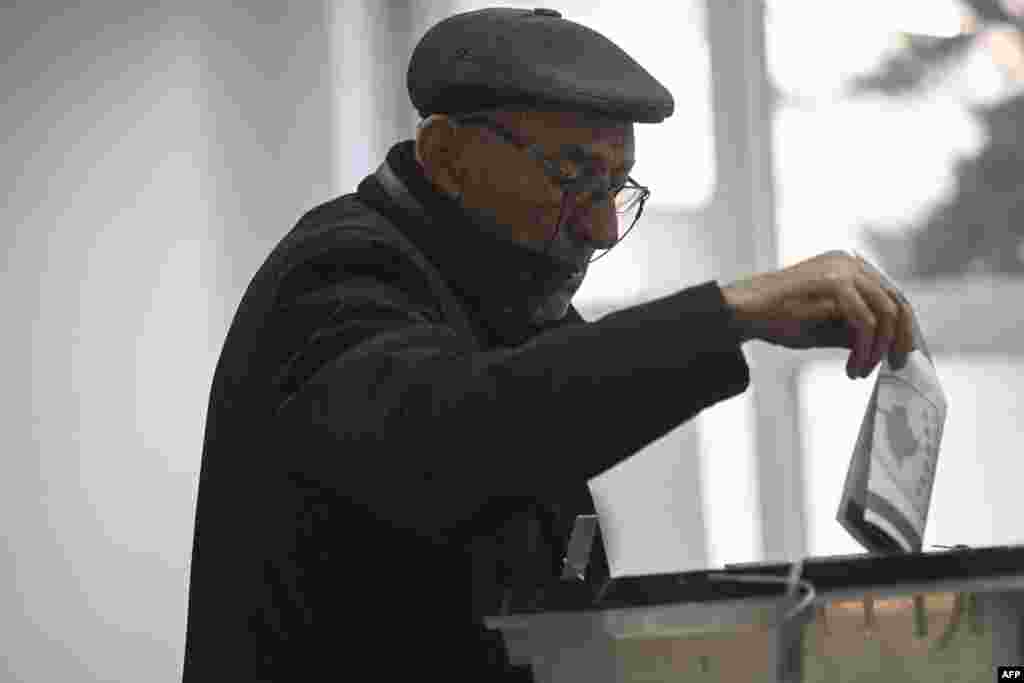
[490, 110, 634, 165]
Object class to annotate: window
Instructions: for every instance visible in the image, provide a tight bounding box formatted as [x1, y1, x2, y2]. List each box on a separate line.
[769, 0, 1024, 555]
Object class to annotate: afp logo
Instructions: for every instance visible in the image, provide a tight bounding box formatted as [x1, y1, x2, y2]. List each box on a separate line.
[999, 666, 1024, 679]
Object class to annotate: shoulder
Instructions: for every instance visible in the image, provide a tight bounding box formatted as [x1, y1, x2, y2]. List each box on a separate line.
[283, 193, 417, 260]
[261, 194, 484, 335]
[265, 195, 434, 308]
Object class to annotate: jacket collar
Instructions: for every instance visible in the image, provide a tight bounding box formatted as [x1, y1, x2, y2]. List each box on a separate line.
[356, 141, 583, 346]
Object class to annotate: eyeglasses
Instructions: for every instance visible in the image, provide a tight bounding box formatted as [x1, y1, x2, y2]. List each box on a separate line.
[447, 112, 650, 263]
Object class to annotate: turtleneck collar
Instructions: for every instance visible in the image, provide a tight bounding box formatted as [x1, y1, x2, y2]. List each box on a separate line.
[356, 140, 585, 347]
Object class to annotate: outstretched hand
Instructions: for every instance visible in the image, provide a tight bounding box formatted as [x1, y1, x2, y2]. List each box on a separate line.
[721, 250, 915, 379]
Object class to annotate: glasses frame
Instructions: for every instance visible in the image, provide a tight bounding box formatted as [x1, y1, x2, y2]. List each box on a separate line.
[446, 112, 650, 262]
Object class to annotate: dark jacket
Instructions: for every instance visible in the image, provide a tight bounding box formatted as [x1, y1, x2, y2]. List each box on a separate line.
[182, 139, 751, 681]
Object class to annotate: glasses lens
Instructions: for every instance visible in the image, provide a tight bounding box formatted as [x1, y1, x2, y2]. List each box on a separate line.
[614, 186, 643, 214]
[588, 196, 644, 264]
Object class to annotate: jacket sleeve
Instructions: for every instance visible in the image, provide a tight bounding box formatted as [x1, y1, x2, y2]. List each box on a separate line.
[268, 241, 751, 542]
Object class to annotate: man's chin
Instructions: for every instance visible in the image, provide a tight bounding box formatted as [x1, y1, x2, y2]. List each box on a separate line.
[530, 285, 578, 323]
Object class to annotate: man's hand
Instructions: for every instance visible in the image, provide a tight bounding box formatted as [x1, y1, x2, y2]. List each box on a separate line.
[721, 250, 916, 379]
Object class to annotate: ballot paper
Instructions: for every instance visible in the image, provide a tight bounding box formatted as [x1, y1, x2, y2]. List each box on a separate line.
[838, 253, 947, 554]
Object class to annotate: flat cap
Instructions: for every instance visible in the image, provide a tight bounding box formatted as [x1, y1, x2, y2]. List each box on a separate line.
[408, 7, 674, 124]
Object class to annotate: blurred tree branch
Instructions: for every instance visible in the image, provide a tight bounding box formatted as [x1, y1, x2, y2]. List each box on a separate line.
[862, 91, 1024, 279]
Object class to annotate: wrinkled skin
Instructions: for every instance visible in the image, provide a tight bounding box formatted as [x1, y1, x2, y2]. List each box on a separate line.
[415, 109, 635, 321]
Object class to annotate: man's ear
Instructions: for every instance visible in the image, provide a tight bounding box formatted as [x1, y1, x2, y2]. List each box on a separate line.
[415, 114, 465, 197]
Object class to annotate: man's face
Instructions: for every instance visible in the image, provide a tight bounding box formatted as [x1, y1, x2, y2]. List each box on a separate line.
[415, 109, 636, 263]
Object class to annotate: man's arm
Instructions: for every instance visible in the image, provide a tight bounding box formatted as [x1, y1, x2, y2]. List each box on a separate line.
[269, 245, 750, 542]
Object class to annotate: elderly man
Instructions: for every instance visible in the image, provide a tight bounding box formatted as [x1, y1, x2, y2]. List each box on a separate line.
[182, 7, 914, 681]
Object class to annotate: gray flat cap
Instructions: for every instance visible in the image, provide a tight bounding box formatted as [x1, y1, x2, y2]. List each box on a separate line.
[407, 7, 674, 124]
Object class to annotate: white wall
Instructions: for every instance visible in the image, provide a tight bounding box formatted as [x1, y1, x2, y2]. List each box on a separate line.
[1, 3, 333, 680]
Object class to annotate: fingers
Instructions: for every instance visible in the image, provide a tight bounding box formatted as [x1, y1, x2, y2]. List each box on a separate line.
[831, 274, 906, 379]
[854, 271, 899, 375]
[890, 298, 915, 370]
[832, 279, 876, 379]
[839, 264, 916, 377]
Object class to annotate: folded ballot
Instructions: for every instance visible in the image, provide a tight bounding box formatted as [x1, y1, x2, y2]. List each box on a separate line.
[838, 254, 947, 554]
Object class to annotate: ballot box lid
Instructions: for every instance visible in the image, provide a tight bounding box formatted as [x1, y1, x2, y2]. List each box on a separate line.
[497, 543, 1024, 618]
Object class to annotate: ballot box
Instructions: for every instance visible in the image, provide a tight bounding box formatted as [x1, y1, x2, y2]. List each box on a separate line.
[484, 528, 1024, 682]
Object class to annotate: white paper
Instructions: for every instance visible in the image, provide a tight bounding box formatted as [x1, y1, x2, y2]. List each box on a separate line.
[862, 348, 947, 549]
[587, 436, 712, 579]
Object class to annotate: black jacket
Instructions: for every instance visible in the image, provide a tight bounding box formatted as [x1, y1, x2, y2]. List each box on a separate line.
[182, 140, 751, 681]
